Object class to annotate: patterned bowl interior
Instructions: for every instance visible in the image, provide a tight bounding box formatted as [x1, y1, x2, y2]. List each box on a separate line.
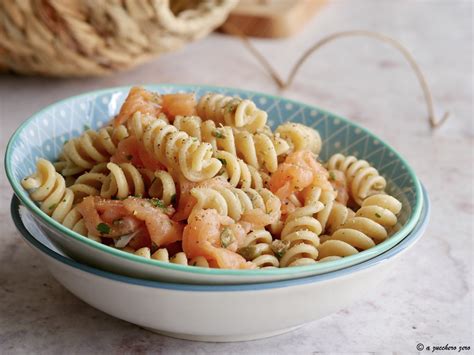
[6, 85, 422, 266]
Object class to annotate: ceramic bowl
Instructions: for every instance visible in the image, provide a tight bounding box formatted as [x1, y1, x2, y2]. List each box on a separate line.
[10, 185, 430, 342]
[5, 85, 423, 284]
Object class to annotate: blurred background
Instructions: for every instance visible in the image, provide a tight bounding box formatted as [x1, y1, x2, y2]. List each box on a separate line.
[0, 0, 472, 353]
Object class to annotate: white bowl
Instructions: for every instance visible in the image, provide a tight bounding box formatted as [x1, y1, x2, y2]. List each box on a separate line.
[10, 186, 430, 342]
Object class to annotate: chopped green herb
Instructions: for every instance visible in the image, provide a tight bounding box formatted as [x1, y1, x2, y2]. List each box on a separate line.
[271, 240, 290, 259]
[96, 223, 110, 235]
[150, 198, 165, 208]
[237, 245, 258, 260]
[212, 130, 225, 139]
[218, 158, 227, 166]
[83, 124, 90, 131]
[134, 194, 143, 198]
[48, 203, 58, 211]
[329, 171, 336, 181]
[126, 154, 133, 161]
[64, 140, 69, 144]
[375, 212, 382, 218]
[170, 194, 177, 205]
[220, 227, 235, 248]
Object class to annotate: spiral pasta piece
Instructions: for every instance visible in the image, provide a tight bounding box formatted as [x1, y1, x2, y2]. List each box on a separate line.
[60, 125, 129, 176]
[130, 112, 222, 182]
[22, 158, 74, 220]
[327, 153, 387, 205]
[215, 150, 265, 189]
[69, 170, 108, 202]
[132, 247, 209, 267]
[276, 122, 322, 155]
[196, 93, 267, 133]
[304, 186, 355, 235]
[100, 162, 146, 199]
[189, 185, 280, 224]
[317, 194, 401, 260]
[278, 203, 323, 267]
[174, 115, 289, 172]
[237, 230, 279, 268]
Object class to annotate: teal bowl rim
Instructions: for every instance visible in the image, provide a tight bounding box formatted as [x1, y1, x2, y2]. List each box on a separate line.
[10, 185, 430, 291]
[5, 84, 423, 278]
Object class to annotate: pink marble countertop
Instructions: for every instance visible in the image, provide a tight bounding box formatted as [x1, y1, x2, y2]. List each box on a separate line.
[0, 0, 472, 353]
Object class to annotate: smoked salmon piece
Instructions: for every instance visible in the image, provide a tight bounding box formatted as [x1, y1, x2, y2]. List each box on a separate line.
[161, 93, 197, 120]
[269, 150, 332, 207]
[111, 136, 164, 171]
[77, 196, 142, 238]
[173, 176, 231, 222]
[113, 87, 162, 127]
[123, 197, 183, 248]
[183, 209, 255, 269]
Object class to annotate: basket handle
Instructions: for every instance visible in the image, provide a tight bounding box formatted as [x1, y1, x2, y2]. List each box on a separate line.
[222, 25, 450, 129]
[156, 0, 238, 37]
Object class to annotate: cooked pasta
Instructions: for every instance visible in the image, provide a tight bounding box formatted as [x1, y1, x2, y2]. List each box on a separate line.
[278, 204, 323, 267]
[238, 230, 279, 268]
[59, 125, 129, 176]
[101, 162, 147, 199]
[69, 170, 108, 202]
[148, 170, 177, 205]
[22, 158, 75, 222]
[276, 122, 322, 155]
[174, 115, 289, 172]
[214, 150, 264, 189]
[130, 112, 222, 182]
[304, 186, 355, 235]
[196, 93, 267, 133]
[190, 185, 281, 224]
[21, 87, 404, 270]
[317, 194, 401, 260]
[327, 153, 387, 205]
[133, 247, 209, 267]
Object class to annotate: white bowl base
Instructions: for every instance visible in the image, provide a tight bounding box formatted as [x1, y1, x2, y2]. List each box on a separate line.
[144, 325, 304, 342]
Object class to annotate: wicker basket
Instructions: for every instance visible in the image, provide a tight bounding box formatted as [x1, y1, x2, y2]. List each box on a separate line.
[0, 0, 237, 77]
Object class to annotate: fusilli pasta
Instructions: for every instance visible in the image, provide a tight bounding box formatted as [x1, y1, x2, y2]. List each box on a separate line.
[278, 203, 323, 267]
[327, 153, 387, 205]
[130, 112, 222, 182]
[20, 87, 404, 270]
[318, 194, 402, 260]
[238, 230, 279, 268]
[59, 125, 129, 176]
[190, 185, 281, 224]
[196, 93, 267, 133]
[174, 115, 289, 172]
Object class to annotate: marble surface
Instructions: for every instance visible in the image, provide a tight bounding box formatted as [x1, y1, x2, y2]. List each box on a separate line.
[0, 0, 472, 353]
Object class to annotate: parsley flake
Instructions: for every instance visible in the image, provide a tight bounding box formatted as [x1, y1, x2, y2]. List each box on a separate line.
[83, 124, 91, 131]
[212, 130, 225, 139]
[375, 212, 382, 218]
[329, 171, 336, 181]
[96, 223, 110, 235]
[48, 203, 58, 211]
[271, 240, 290, 259]
[220, 228, 235, 248]
[218, 158, 227, 166]
[150, 198, 165, 208]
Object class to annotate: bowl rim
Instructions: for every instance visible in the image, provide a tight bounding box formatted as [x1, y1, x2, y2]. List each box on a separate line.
[10, 185, 430, 291]
[5, 84, 424, 278]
